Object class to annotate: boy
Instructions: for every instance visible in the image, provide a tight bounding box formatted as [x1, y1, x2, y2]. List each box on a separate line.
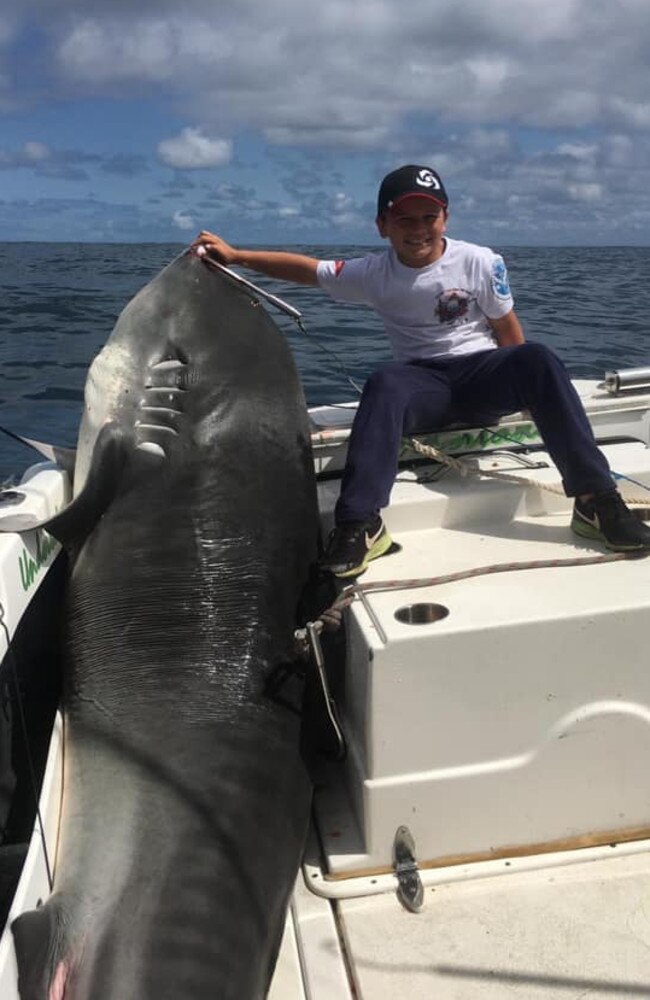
[196, 164, 650, 576]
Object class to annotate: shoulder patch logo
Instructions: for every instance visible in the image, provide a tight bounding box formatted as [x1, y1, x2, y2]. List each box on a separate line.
[491, 258, 511, 299]
[334, 260, 346, 277]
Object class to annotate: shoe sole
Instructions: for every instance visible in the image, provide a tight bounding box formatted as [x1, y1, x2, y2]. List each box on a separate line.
[332, 531, 394, 578]
[571, 520, 650, 552]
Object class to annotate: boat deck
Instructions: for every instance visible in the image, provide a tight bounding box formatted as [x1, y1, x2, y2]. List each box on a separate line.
[335, 847, 650, 998]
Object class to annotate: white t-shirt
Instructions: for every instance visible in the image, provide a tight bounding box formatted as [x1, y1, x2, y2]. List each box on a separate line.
[316, 238, 514, 363]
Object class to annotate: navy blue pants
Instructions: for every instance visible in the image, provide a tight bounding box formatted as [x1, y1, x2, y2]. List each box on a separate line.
[335, 343, 613, 524]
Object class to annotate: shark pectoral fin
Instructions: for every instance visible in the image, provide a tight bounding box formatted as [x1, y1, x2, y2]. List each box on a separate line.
[40, 444, 76, 479]
[0, 425, 76, 478]
[39, 423, 128, 551]
[0, 424, 130, 545]
[12, 901, 69, 1000]
[0, 424, 127, 545]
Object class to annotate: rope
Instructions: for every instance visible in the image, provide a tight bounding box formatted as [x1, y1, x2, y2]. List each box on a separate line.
[408, 436, 650, 505]
[295, 551, 644, 649]
[409, 437, 566, 498]
[408, 437, 467, 475]
[294, 590, 355, 653]
[346, 550, 642, 599]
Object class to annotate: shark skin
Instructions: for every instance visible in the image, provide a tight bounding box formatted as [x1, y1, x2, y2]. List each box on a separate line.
[10, 250, 319, 999]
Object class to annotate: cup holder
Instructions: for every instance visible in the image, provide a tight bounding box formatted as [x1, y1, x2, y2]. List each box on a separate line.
[394, 602, 449, 625]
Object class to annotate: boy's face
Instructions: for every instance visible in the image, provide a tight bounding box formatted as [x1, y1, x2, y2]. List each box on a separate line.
[376, 196, 447, 268]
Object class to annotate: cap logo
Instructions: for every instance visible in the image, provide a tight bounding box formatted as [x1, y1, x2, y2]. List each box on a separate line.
[415, 169, 440, 190]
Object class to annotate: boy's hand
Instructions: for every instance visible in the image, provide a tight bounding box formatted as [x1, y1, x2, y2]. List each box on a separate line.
[193, 231, 239, 265]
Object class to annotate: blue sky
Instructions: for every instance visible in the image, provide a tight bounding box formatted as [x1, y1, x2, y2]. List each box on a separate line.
[1, 0, 650, 245]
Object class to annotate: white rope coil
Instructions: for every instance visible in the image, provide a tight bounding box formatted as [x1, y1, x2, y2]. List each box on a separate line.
[408, 437, 650, 505]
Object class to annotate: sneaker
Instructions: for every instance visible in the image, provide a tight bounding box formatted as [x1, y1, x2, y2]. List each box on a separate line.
[571, 491, 650, 551]
[320, 516, 393, 577]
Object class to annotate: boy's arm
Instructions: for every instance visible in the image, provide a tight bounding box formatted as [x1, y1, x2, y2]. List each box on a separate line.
[489, 309, 526, 347]
[195, 231, 320, 286]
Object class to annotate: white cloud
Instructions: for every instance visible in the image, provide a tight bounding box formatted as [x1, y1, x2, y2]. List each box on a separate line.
[172, 209, 195, 230]
[556, 143, 597, 161]
[23, 141, 50, 161]
[0, 141, 51, 166]
[264, 123, 391, 151]
[3, 1, 650, 242]
[609, 98, 650, 129]
[466, 129, 514, 155]
[158, 128, 232, 170]
[1, 1, 646, 146]
[57, 18, 230, 84]
[566, 182, 603, 202]
[465, 56, 513, 94]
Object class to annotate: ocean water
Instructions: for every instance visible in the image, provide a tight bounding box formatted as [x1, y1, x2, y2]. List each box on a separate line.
[0, 242, 649, 480]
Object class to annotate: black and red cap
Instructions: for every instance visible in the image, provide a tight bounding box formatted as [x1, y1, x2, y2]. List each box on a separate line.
[377, 165, 448, 216]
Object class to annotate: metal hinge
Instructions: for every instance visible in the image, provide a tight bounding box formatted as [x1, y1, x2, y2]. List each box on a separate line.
[393, 826, 424, 912]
